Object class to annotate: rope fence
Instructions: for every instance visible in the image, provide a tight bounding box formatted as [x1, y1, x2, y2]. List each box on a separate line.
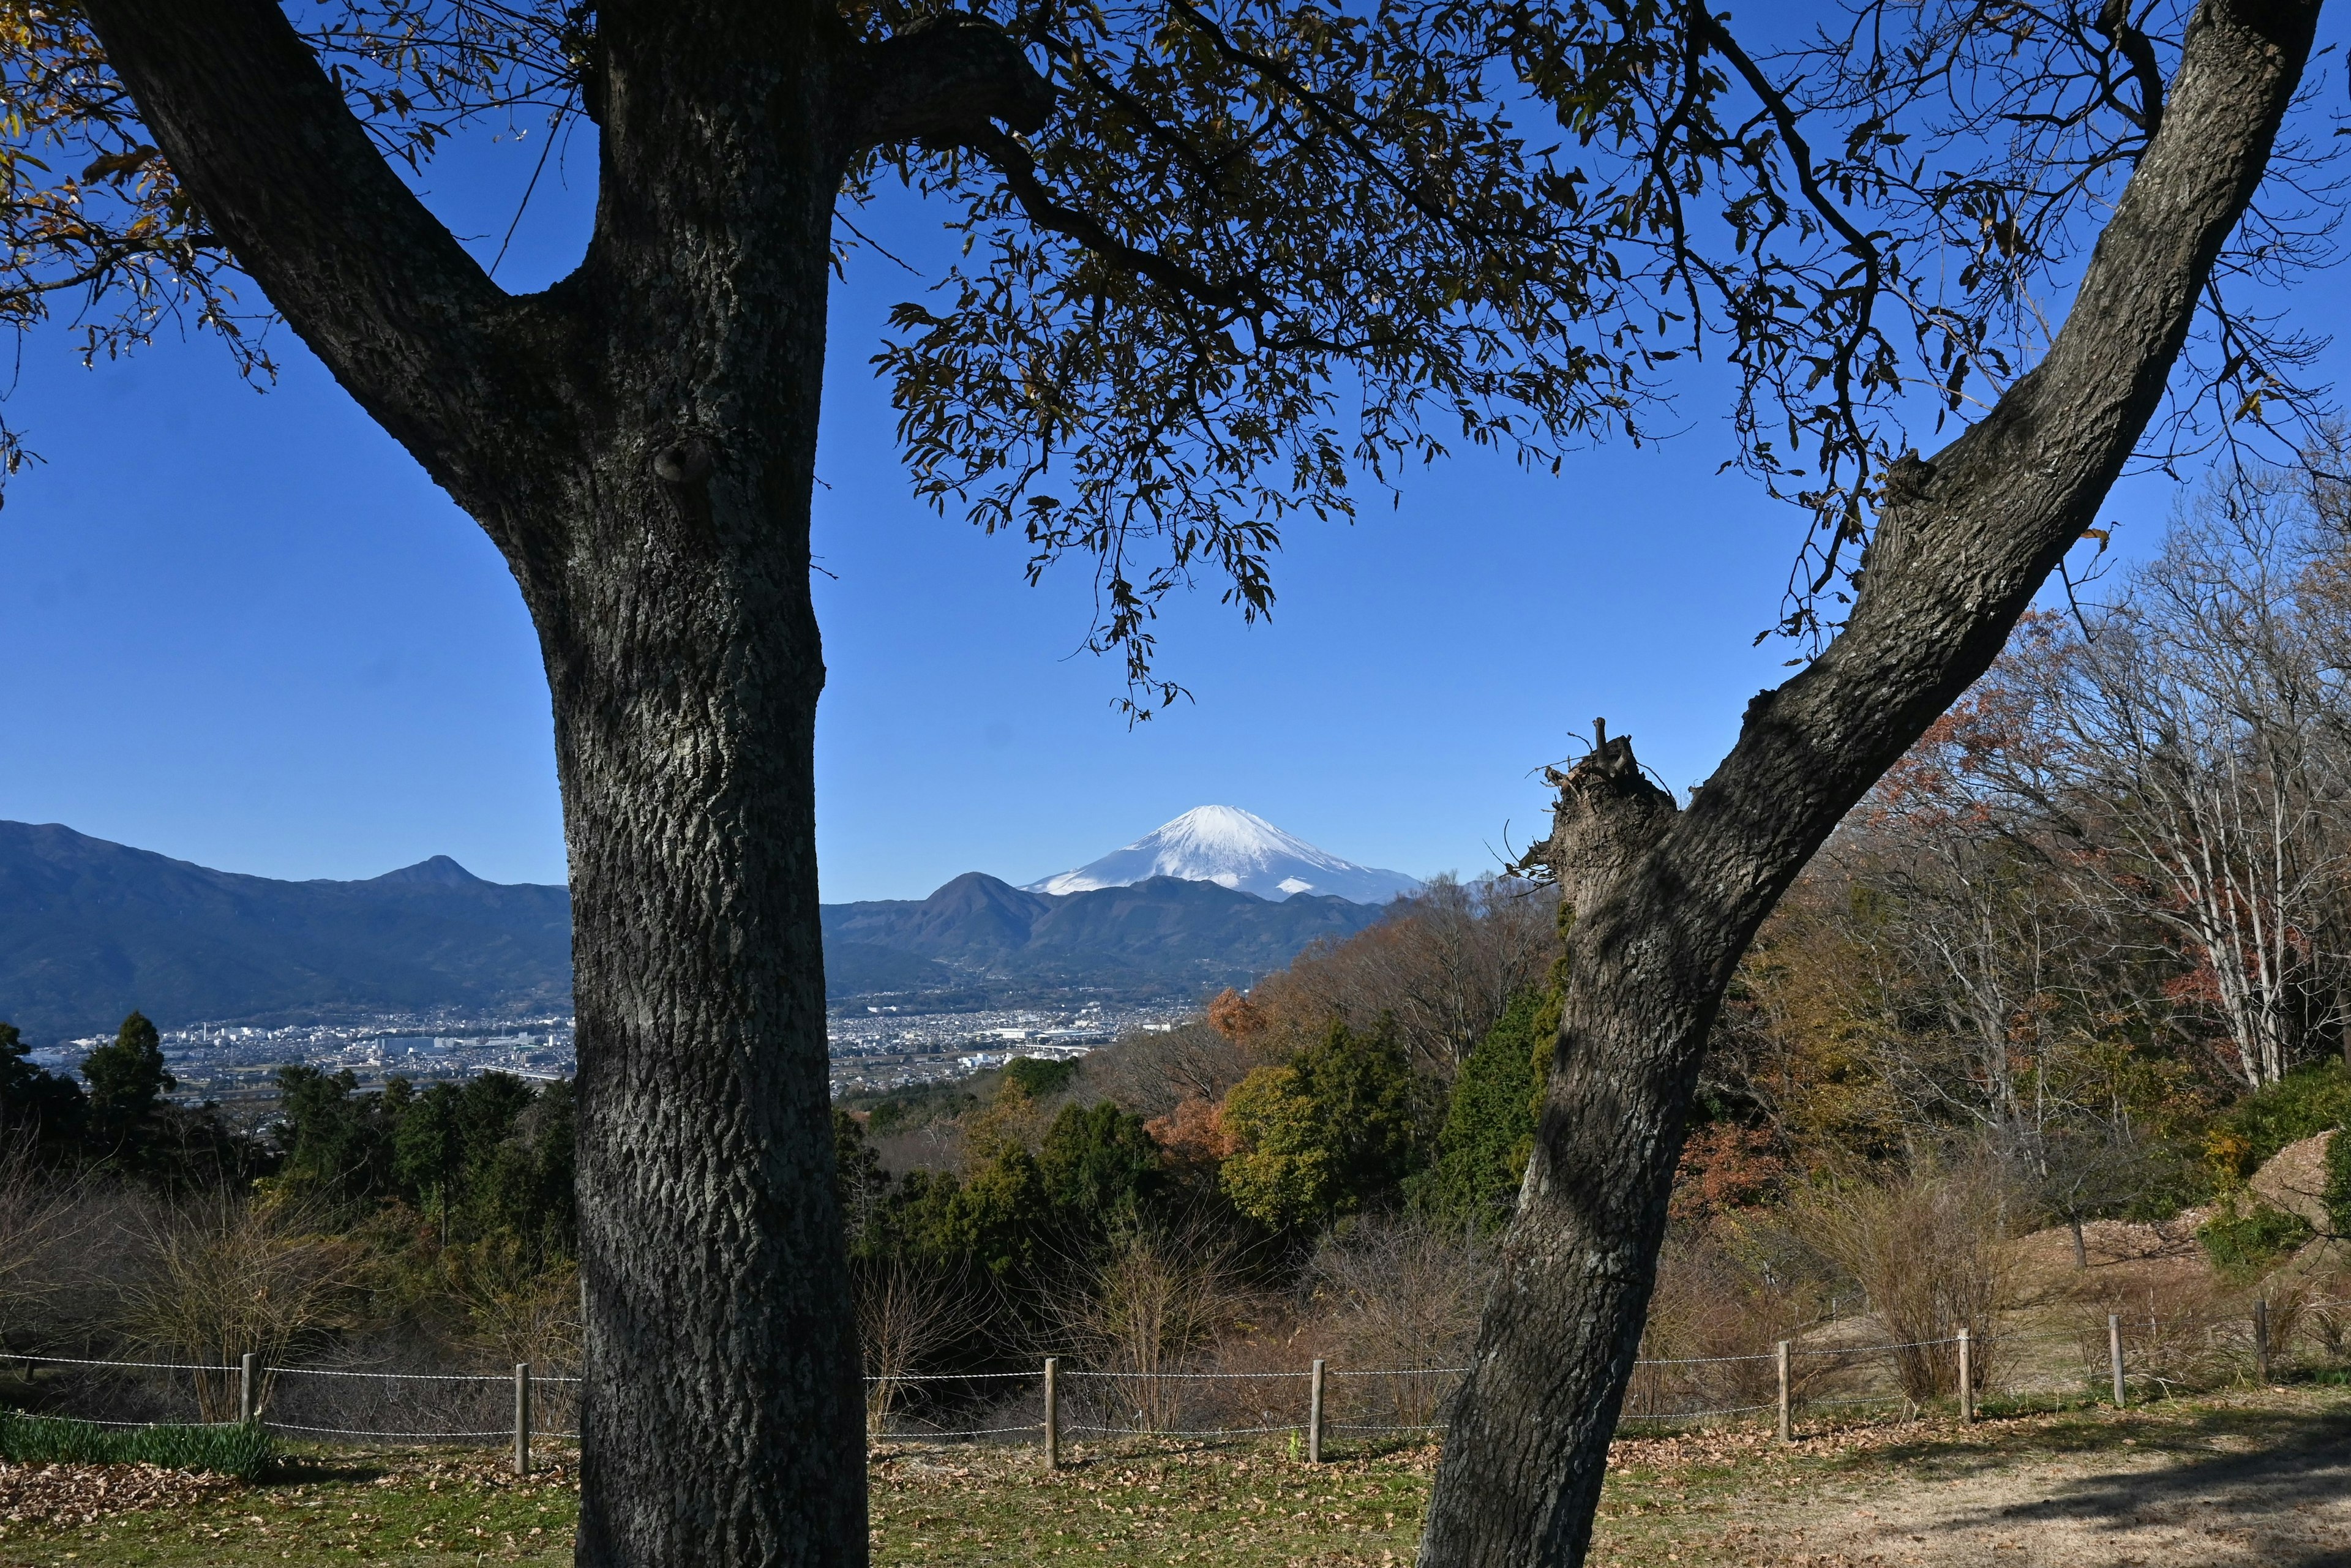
[7, 1292, 2342, 1468]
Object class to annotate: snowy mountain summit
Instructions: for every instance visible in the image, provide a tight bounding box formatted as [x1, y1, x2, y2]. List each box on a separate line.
[1024, 806, 1422, 905]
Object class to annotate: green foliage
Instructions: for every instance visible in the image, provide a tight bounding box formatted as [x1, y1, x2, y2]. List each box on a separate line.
[276, 1065, 399, 1208]
[936, 1144, 1051, 1278]
[857, 1083, 977, 1138]
[1038, 1100, 1160, 1229]
[391, 1079, 462, 1207]
[80, 1010, 174, 1147]
[274, 1067, 575, 1261]
[1221, 1018, 1420, 1230]
[1412, 990, 1553, 1233]
[0, 1017, 85, 1141]
[1002, 1057, 1078, 1100]
[853, 1093, 1175, 1283]
[834, 1108, 893, 1256]
[2208, 1061, 2351, 1180]
[0, 1410, 274, 1479]
[2197, 1197, 2315, 1285]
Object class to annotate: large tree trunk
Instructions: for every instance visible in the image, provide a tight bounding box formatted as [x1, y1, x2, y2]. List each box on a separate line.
[1417, 0, 2320, 1562]
[532, 23, 862, 1558]
[557, 465, 861, 1562]
[80, 5, 1048, 1564]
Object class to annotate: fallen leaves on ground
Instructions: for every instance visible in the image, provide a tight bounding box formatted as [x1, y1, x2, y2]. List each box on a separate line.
[0, 1460, 239, 1528]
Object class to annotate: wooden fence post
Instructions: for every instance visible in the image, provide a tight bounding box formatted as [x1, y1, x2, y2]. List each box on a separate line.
[514, 1363, 532, 1477]
[1955, 1330, 1973, 1423]
[2254, 1299, 2271, 1386]
[1308, 1359, 1326, 1463]
[2108, 1315, 2126, 1409]
[1042, 1357, 1060, 1470]
[1775, 1341, 1791, 1443]
[238, 1352, 258, 1426]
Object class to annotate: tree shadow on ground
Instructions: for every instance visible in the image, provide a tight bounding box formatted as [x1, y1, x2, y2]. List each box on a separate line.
[1925, 1403, 2351, 1567]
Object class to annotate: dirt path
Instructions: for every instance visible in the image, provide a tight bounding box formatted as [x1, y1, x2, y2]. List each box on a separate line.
[1592, 1390, 2351, 1568]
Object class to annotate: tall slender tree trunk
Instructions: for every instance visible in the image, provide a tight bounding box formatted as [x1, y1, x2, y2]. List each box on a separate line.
[1418, 0, 2320, 1561]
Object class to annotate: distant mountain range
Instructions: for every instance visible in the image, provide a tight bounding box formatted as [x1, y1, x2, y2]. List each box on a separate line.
[1025, 806, 1422, 904]
[822, 871, 1393, 1001]
[0, 817, 1412, 1040]
[0, 821, 572, 1043]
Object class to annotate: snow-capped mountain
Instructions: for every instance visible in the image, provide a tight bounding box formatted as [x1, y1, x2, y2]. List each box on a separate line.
[1024, 806, 1422, 904]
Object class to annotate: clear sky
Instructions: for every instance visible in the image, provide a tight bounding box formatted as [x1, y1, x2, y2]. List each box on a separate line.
[0, 54, 2340, 901]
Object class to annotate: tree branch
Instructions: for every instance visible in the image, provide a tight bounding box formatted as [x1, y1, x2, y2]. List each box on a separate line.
[853, 17, 1054, 151]
[80, 0, 565, 511]
[964, 125, 1273, 318]
[2096, 0, 2170, 138]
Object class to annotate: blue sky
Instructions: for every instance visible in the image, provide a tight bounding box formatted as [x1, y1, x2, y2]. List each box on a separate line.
[0, 47, 2340, 901]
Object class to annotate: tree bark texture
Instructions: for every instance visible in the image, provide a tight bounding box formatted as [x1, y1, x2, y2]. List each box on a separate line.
[80, 3, 1047, 1563]
[1417, 1, 2321, 1562]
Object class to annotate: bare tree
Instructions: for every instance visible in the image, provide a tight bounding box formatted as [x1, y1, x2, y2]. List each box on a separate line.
[1796, 1167, 2018, 1403]
[1256, 875, 1562, 1077]
[853, 1258, 980, 1438]
[1082, 1021, 1256, 1118]
[1968, 456, 2351, 1088]
[0, 1135, 87, 1348]
[446, 1242, 585, 1371]
[116, 1193, 367, 1422]
[1056, 1227, 1242, 1433]
[1305, 1216, 1494, 1426]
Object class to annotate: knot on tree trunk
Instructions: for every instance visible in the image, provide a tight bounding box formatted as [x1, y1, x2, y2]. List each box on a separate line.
[1514, 722, 1679, 919]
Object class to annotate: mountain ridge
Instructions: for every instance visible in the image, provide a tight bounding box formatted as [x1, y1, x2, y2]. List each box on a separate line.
[0, 820, 572, 1043]
[819, 871, 1391, 996]
[0, 822, 1403, 1039]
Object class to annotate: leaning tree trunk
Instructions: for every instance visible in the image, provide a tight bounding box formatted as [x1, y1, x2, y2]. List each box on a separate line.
[1417, 0, 2320, 1562]
[81, 3, 1051, 1564]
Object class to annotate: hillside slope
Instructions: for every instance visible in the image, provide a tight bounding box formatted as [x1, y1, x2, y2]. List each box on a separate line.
[820, 872, 1390, 995]
[0, 822, 573, 1041]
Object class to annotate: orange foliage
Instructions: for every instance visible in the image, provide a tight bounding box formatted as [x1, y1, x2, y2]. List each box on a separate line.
[1668, 1124, 1789, 1224]
[1206, 988, 1270, 1046]
[1145, 1096, 1239, 1169]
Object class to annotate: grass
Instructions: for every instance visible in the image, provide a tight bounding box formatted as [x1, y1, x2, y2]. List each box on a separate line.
[869, 1441, 1432, 1566]
[4, 1387, 2347, 1567]
[0, 1414, 274, 1481]
[0, 1450, 577, 1567]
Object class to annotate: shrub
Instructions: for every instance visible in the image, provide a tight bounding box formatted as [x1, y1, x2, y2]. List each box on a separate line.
[0, 1410, 273, 1479]
[2197, 1197, 2314, 1285]
[1795, 1166, 2015, 1402]
[2210, 1062, 2351, 1181]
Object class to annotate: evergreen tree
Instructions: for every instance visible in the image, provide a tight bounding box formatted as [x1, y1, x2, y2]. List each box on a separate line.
[392, 1081, 465, 1217]
[1413, 990, 1554, 1233]
[833, 1110, 890, 1254]
[0, 1019, 86, 1144]
[80, 1011, 173, 1150]
[272, 1065, 399, 1208]
[1038, 1102, 1161, 1238]
[1221, 1018, 1421, 1229]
